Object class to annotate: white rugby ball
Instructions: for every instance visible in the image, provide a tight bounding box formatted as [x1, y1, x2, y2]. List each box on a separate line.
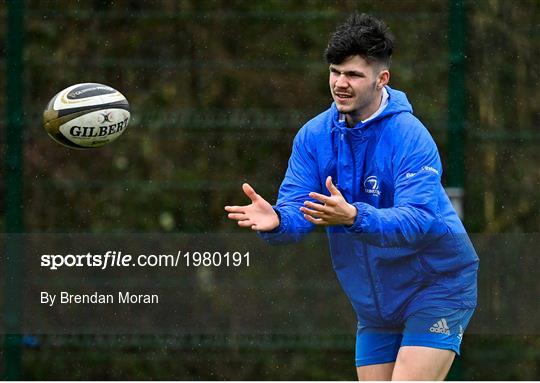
[43, 83, 130, 149]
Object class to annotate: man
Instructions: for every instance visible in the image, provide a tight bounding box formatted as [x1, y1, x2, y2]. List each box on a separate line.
[225, 13, 478, 381]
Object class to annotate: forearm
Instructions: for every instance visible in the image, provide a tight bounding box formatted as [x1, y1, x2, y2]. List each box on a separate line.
[344, 202, 437, 247]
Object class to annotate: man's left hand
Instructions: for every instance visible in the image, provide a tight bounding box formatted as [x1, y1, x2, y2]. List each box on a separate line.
[300, 176, 357, 226]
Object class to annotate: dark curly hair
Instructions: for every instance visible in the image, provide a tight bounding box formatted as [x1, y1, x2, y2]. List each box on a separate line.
[325, 12, 394, 67]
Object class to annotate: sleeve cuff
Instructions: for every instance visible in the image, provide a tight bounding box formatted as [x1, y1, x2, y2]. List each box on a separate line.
[344, 202, 369, 233]
[258, 206, 288, 239]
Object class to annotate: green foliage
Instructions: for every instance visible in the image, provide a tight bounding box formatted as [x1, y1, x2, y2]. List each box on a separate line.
[11, 335, 540, 380]
[21, 345, 356, 380]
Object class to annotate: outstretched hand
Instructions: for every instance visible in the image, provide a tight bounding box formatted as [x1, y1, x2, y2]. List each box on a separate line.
[224, 183, 280, 231]
[300, 176, 357, 226]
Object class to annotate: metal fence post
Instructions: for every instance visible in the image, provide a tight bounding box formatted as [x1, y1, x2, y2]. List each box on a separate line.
[4, 0, 25, 380]
[447, 1, 467, 380]
[446, 0, 467, 221]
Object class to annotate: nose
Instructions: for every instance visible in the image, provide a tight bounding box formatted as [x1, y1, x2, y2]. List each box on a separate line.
[334, 73, 348, 89]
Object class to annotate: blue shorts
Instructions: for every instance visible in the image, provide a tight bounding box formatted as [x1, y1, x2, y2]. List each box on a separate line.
[355, 307, 475, 367]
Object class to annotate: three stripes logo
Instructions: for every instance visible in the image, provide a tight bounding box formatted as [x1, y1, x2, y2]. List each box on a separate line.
[457, 325, 464, 343]
[429, 318, 451, 335]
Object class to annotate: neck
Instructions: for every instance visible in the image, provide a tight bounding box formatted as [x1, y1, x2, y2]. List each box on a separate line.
[345, 89, 383, 127]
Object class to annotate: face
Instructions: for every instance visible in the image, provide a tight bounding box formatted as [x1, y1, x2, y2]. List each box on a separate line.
[329, 55, 389, 124]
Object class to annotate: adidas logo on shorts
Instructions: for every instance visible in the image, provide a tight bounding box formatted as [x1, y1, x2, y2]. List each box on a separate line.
[429, 318, 451, 335]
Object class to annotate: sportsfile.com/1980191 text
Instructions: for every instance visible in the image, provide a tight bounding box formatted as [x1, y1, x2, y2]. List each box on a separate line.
[40, 250, 250, 270]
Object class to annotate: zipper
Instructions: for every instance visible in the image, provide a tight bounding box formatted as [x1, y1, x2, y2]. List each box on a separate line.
[361, 241, 384, 322]
[350, 128, 384, 322]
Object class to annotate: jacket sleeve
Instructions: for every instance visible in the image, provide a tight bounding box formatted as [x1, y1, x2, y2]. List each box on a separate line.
[259, 128, 320, 245]
[345, 121, 443, 247]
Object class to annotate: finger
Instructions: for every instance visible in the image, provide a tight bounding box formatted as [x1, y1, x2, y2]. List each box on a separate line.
[326, 176, 342, 196]
[242, 183, 259, 203]
[225, 205, 247, 213]
[237, 220, 254, 228]
[304, 201, 330, 213]
[227, 213, 249, 221]
[300, 206, 325, 218]
[303, 213, 326, 225]
[309, 192, 336, 206]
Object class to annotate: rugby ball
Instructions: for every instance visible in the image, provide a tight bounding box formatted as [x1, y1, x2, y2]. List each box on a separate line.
[43, 83, 130, 149]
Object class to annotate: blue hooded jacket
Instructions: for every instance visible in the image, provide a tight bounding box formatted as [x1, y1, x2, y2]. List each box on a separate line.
[260, 86, 478, 325]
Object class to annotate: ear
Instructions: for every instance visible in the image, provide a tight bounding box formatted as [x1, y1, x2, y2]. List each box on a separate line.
[377, 70, 390, 89]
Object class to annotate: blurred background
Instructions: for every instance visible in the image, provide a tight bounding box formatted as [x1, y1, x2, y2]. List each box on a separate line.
[1, 0, 539, 380]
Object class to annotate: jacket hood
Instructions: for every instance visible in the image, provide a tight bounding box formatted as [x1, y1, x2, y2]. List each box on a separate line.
[331, 86, 413, 130]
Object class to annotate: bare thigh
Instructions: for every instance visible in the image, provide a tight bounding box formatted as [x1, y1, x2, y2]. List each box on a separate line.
[356, 362, 395, 381]
[391, 346, 455, 380]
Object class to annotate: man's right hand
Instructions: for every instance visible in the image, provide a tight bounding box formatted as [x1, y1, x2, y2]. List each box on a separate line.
[224, 183, 280, 231]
